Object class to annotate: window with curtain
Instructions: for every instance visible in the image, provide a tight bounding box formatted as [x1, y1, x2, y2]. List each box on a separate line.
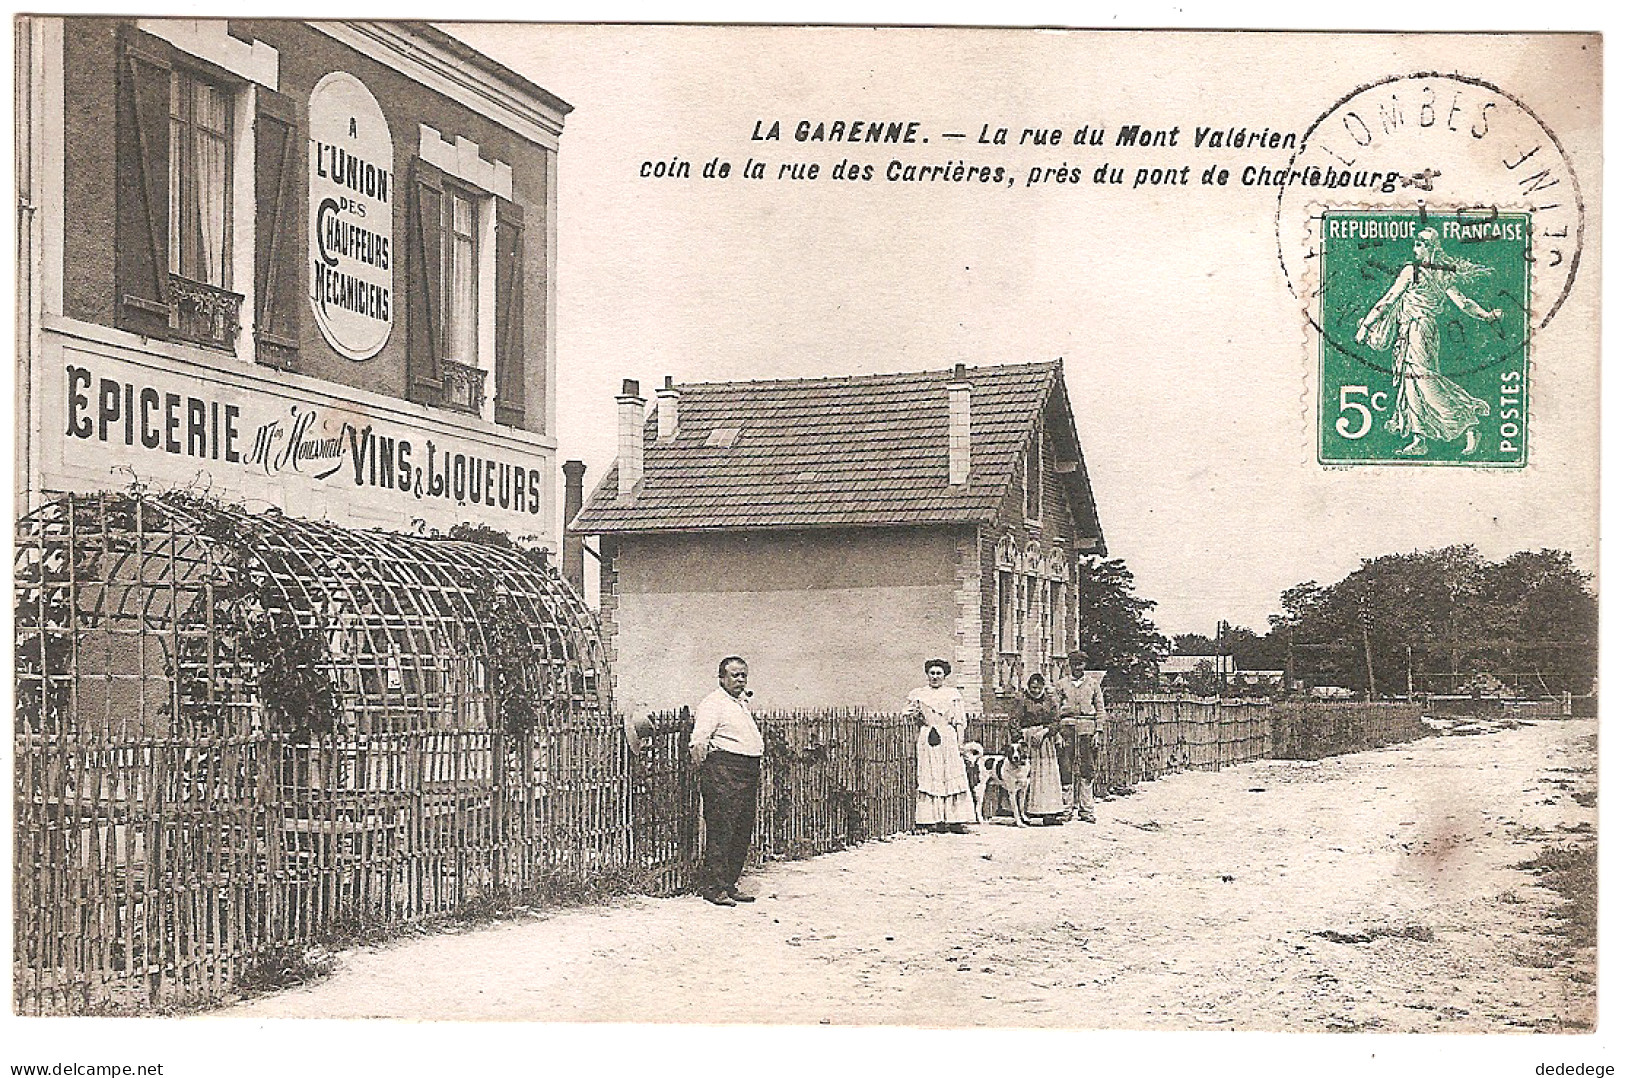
[1026, 576, 1045, 672]
[168, 67, 231, 288]
[441, 186, 480, 364]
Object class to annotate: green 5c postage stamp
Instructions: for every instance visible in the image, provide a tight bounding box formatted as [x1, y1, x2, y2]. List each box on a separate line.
[1318, 210, 1530, 467]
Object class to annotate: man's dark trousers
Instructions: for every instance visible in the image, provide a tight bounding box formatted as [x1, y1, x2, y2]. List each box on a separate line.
[699, 750, 760, 896]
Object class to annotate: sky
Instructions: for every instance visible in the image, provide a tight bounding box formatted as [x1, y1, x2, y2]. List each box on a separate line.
[446, 25, 1601, 635]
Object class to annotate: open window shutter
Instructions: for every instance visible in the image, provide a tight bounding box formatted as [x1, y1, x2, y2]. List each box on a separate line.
[114, 27, 173, 338]
[406, 162, 445, 404]
[493, 200, 526, 427]
[254, 86, 302, 366]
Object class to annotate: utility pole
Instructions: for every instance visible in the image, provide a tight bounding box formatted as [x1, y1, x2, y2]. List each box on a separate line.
[1362, 622, 1378, 701]
[1285, 625, 1296, 696]
[1405, 643, 1414, 701]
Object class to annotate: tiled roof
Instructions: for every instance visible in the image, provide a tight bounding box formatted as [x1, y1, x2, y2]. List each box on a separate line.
[571, 360, 1101, 535]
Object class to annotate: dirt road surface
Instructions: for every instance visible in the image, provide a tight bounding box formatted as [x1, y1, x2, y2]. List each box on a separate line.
[219, 718, 1597, 1030]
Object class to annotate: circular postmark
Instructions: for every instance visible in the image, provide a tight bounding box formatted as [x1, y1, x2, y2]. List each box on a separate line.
[1277, 72, 1583, 332]
[1276, 73, 1584, 467]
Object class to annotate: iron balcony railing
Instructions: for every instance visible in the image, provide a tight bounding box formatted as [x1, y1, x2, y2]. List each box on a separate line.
[440, 359, 488, 415]
[168, 273, 243, 352]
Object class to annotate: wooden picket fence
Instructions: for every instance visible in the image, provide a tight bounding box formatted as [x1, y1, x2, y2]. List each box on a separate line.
[15, 697, 1424, 1014]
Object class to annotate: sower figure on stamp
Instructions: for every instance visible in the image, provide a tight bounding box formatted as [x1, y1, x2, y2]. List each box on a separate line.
[1057, 649, 1107, 824]
[690, 656, 763, 907]
[1355, 226, 1502, 457]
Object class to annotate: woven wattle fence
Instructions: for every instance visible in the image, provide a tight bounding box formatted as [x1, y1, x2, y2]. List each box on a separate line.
[17, 697, 1425, 1014]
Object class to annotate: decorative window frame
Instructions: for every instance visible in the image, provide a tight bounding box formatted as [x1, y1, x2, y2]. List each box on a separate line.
[418, 125, 513, 423]
[135, 20, 279, 90]
[994, 534, 1075, 690]
[130, 21, 278, 362]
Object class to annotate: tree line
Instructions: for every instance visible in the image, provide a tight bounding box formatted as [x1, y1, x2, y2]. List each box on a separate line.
[1078, 545, 1597, 698]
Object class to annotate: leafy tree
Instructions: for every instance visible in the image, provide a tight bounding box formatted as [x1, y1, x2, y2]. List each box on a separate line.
[1262, 546, 1596, 697]
[1076, 556, 1169, 691]
[1185, 658, 1219, 696]
[1223, 625, 1284, 671]
[1477, 549, 1599, 694]
[1171, 632, 1215, 655]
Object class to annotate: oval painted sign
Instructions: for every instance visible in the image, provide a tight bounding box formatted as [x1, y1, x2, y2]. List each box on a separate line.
[308, 72, 394, 360]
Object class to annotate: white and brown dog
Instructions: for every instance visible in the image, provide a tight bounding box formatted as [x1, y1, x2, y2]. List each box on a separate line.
[960, 740, 1034, 826]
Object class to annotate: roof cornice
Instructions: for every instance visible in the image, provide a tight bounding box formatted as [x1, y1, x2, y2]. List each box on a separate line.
[310, 21, 569, 150]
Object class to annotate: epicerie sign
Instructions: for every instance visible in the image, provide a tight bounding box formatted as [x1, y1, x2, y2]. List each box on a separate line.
[58, 355, 547, 521]
[308, 72, 394, 360]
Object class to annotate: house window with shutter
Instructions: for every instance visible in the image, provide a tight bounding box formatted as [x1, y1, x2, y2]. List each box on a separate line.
[168, 68, 232, 293]
[410, 125, 528, 427]
[997, 570, 1015, 654]
[116, 24, 280, 358]
[1049, 579, 1067, 658]
[164, 67, 239, 351]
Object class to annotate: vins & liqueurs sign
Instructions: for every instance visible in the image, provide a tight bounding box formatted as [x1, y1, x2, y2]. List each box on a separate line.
[308, 71, 394, 360]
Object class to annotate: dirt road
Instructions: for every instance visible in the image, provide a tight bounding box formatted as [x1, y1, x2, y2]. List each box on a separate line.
[218, 718, 1596, 1030]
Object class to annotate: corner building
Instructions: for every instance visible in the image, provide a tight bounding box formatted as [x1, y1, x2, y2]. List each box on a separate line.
[570, 361, 1107, 718]
[17, 18, 568, 544]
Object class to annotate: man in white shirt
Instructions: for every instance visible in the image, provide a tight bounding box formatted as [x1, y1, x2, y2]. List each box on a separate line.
[689, 656, 764, 906]
[1057, 649, 1108, 824]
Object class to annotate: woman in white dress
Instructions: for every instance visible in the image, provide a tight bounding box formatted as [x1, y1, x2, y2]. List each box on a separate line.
[907, 658, 975, 833]
[1355, 226, 1502, 457]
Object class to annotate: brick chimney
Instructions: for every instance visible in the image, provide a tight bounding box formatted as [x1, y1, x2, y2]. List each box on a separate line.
[656, 375, 679, 442]
[616, 378, 645, 500]
[947, 362, 971, 486]
[562, 459, 586, 595]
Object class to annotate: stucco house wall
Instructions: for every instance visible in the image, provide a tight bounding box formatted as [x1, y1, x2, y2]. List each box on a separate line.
[604, 527, 960, 716]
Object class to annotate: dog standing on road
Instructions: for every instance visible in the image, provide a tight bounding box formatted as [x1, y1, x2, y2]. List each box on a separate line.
[960, 741, 1034, 826]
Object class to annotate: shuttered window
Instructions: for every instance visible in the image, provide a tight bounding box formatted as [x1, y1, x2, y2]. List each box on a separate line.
[442, 186, 479, 365]
[168, 68, 231, 289]
[407, 158, 527, 425]
[115, 28, 175, 339]
[492, 200, 526, 427]
[1050, 580, 1067, 657]
[116, 27, 244, 352]
[406, 162, 445, 405]
[997, 570, 1015, 654]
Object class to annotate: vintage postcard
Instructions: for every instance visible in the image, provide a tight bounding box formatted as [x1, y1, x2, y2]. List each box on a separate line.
[8, 16, 1605, 1076]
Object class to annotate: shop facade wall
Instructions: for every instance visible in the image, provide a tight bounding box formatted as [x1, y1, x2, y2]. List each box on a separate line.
[34, 17, 563, 542]
[57, 18, 556, 437]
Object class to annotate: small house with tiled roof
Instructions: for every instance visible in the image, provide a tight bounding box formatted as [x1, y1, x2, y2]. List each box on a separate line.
[568, 360, 1107, 717]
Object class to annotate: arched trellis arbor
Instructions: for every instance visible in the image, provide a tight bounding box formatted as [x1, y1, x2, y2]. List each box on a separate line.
[14, 493, 629, 1013]
[14, 491, 611, 738]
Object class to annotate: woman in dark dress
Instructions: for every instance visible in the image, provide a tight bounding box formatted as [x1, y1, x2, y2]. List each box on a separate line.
[1012, 671, 1067, 825]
